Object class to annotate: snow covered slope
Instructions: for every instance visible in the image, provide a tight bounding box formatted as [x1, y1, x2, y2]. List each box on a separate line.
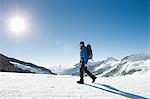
[11, 61, 54, 74]
[50, 65, 69, 75]
[102, 54, 150, 77]
[62, 53, 150, 77]
[0, 53, 55, 74]
[0, 72, 149, 99]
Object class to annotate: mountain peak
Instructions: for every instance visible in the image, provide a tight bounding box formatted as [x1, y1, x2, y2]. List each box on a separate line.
[105, 57, 118, 63]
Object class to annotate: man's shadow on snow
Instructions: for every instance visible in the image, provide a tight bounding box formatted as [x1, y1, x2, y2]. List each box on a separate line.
[84, 83, 148, 99]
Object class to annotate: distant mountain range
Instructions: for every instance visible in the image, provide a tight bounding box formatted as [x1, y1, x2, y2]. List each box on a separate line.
[1, 53, 150, 77]
[61, 53, 150, 77]
[0, 53, 56, 74]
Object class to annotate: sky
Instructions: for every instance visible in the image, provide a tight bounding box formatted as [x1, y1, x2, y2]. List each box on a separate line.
[0, 0, 149, 67]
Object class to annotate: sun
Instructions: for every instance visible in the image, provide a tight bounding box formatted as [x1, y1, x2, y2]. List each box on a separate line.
[9, 16, 26, 34]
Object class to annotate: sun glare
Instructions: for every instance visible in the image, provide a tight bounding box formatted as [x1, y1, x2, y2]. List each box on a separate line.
[9, 16, 26, 34]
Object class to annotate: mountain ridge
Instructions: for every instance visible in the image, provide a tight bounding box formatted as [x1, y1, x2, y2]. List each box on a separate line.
[61, 53, 150, 77]
[0, 53, 56, 74]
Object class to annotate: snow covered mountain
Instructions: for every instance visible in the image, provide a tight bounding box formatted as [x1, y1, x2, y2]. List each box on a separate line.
[0, 53, 55, 74]
[50, 65, 69, 75]
[1, 53, 150, 98]
[61, 53, 150, 77]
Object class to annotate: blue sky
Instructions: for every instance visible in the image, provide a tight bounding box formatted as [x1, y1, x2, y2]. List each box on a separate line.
[0, 0, 149, 67]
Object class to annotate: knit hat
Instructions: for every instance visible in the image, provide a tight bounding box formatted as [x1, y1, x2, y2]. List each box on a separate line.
[80, 41, 84, 45]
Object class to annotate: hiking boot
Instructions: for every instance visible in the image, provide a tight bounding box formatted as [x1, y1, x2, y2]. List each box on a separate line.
[77, 80, 84, 84]
[92, 77, 97, 83]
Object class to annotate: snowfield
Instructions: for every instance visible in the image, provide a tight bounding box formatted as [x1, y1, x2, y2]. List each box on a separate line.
[0, 72, 150, 99]
[1, 53, 150, 99]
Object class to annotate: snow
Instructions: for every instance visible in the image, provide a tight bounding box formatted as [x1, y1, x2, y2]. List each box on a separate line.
[50, 65, 69, 75]
[121, 53, 150, 63]
[1, 53, 150, 98]
[0, 72, 149, 99]
[94, 58, 119, 72]
[61, 53, 150, 77]
[10, 61, 52, 74]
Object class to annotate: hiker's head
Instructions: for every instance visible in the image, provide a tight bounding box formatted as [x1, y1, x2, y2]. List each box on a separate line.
[80, 41, 85, 49]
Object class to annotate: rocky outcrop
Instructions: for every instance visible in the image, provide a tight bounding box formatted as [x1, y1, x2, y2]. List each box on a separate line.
[0, 54, 31, 73]
[0, 53, 56, 74]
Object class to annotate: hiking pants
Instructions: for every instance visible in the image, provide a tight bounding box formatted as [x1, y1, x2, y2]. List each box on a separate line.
[80, 62, 95, 80]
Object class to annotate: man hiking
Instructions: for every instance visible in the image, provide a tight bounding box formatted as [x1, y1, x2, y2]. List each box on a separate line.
[77, 41, 97, 84]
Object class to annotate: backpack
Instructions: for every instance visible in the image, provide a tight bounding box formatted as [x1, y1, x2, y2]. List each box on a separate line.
[86, 44, 93, 60]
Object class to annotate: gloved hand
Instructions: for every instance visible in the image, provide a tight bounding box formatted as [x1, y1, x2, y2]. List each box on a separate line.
[80, 60, 82, 63]
[79, 61, 82, 66]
